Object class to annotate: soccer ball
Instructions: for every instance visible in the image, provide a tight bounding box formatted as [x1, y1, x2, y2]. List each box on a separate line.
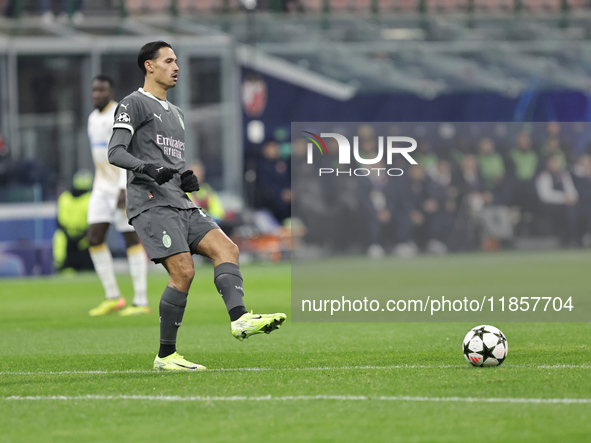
[462, 325, 508, 367]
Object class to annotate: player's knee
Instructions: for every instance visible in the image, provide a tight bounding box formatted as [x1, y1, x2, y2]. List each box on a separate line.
[87, 224, 109, 247]
[222, 241, 240, 262]
[87, 231, 103, 247]
[174, 261, 195, 285]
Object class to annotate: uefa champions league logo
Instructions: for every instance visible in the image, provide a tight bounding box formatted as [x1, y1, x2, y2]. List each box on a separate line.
[303, 131, 418, 177]
[116, 112, 130, 123]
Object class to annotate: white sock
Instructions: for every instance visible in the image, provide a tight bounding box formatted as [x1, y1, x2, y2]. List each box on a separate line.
[89, 243, 120, 300]
[127, 244, 148, 307]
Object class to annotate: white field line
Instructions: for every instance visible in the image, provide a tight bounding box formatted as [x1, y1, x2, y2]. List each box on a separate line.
[0, 364, 589, 376]
[4, 394, 591, 404]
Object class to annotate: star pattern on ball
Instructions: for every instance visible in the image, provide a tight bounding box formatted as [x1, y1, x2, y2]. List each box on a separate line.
[494, 332, 506, 345]
[472, 326, 486, 340]
[480, 340, 498, 362]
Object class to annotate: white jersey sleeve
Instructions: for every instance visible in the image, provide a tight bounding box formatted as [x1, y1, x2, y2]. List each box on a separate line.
[88, 101, 125, 194]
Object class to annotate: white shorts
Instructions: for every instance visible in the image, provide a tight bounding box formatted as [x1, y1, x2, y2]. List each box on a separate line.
[87, 189, 135, 232]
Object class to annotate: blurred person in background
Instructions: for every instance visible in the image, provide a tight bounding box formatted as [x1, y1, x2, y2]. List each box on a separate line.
[415, 139, 438, 171]
[572, 154, 591, 246]
[254, 139, 291, 223]
[453, 154, 492, 211]
[535, 153, 579, 246]
[451, 154, 492, 250]
[509, 131, 539, 232]
[475, 137, 514, 249]
[541, 137, 568, 170]
[356, 159, 393, 259]
[290, 137, 328, 247]
[542, 122, 572, 168]
[450, 135, 474, 166]
[352, 130, 394, 256]
[322, 135, 360, 254]
[52, 170, 93, 272]
[428, 157, 456, 233]
[390, 165, 449, 257]
[477, 136, 508, 205]
[85, 75, 149, 317]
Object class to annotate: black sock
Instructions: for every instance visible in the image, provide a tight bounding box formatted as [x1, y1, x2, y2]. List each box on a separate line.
[214, 263, 248, 321]
[158, 286, 187, 358]
[158, 344, 176, 358]
[229, 305, 248, 322]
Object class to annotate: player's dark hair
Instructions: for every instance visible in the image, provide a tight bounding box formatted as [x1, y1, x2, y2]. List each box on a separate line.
[137, 41, 173, 75]
[92, 74, 114, 88]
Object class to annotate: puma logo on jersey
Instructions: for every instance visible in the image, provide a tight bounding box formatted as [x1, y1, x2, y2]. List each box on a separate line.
[154, 113, 162, 122]
[120, 103, 129, 110]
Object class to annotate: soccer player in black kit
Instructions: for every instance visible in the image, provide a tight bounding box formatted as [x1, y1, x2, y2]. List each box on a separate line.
[108, 41, 286, 371]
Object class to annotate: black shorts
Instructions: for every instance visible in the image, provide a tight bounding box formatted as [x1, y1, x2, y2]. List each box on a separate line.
[131, 206, 219, 263]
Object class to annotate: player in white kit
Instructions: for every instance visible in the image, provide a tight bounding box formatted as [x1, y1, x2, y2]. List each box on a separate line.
[86, 75, 149, 316]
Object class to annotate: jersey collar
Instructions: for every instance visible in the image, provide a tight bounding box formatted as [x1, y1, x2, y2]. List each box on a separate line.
[138, 88, 169, 111]
[99, 100, 117, 114]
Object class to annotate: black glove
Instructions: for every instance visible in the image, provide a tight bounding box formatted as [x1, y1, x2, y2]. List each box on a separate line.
[180, 170, 200, 192]
[143, 163, 178, 185]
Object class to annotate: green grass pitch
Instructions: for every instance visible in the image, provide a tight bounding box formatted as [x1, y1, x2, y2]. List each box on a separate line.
[1, 251, 591, 442]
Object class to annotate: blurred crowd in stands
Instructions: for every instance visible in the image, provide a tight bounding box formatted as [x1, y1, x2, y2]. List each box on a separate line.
[4, 120, 591, 260]
[3, 0, 589, 18]
[3, 0, 82, 22]
[288, 122, 591, 257]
